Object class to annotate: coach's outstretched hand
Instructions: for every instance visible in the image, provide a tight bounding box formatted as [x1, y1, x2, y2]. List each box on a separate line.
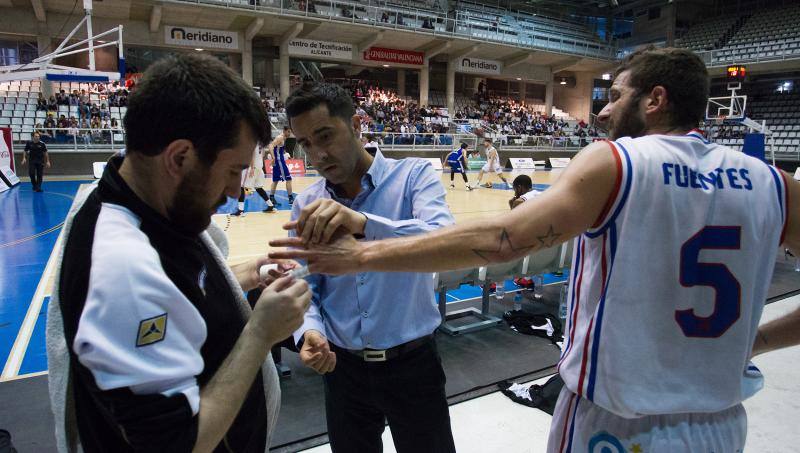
[287, 199, 368, 244]
[269, 233, 363, 275]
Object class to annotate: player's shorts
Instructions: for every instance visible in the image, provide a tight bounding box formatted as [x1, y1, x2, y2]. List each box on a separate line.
[447, 161, 464, 173]
[481, 162, 504, 174]
[272, 160, 292, 182]
[547, 387, 747, 453]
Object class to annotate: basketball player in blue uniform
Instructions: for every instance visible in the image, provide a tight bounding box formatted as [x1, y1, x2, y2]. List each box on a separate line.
[446, 143, 472, 190]
[266, 126, 294, 205]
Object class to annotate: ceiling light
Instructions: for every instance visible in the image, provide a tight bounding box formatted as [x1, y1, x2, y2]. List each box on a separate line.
[382, 64, 390, 67]
[195, 48, 204, 51]
[601, 73, 611, 80]
[560, 78, 567, 85]
[516, 77, 522, 81]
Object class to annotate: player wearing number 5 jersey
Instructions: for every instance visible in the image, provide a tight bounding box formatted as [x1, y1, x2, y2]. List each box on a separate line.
[269, 46, 800, 453]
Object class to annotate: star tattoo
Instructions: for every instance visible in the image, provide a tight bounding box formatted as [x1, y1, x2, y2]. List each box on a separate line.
[471, 229, 536, 264]
[537, 225, 562, 247]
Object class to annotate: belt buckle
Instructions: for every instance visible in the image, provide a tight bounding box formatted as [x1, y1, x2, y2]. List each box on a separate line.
[363, 349, 387, 362]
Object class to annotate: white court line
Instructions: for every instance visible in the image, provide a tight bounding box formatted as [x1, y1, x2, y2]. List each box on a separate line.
[0, 183, 91, 380]
[1, 224, 66, 380]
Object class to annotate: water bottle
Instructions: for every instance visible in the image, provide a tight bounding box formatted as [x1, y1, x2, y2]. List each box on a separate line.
[533, 275, 544, 300]
[558, 283, 569, 321]
[495, 283, 505, 300]
[513, 292, 522, 312]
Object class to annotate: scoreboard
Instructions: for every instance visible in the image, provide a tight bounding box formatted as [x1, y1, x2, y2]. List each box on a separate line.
[727, 65, 747, 81]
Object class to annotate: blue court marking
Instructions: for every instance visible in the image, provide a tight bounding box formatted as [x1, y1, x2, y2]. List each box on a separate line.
[216, 190, 295, 214]
[443, 270, 570, 303]
[0, 181, 89, 372]
[18, 296, 49, 375]
[487, 183, 550, 191]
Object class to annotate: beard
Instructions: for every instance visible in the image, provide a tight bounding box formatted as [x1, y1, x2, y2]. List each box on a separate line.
[168, 166, 225, 236]
[608, 96, 647, 140]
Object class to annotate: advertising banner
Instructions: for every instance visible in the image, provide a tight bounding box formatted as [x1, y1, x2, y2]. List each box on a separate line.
[165, 26, 239, 50]
[288, 39, 353, 61]
[363, 47, 424, 65]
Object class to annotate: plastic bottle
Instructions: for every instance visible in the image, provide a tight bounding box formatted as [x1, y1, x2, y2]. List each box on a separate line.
[513, 292, 522, 312]
[558, 283, 569, 321]
[533, 275, 544, 299]
[495, 283, 505, 300]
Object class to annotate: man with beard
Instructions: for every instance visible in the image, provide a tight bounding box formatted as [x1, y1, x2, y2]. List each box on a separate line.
[271, 47, 800, 452]
[46, 54, 312, 452]
[281, 83, 456, 453]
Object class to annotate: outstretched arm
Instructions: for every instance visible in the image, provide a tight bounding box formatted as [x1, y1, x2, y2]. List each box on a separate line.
[751, 171, 800, 357]
[270, 140, 619, 274]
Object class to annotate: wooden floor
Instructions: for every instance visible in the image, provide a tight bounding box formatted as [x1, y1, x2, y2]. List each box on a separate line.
[216, 169, 565, 265]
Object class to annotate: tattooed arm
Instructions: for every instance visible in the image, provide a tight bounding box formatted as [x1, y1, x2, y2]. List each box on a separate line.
[270, 140, 619, 274]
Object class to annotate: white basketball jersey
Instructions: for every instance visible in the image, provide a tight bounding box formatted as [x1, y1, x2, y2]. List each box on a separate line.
[558, 131, 788, 418]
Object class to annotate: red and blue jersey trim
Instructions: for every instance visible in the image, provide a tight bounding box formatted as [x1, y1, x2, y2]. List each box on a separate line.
[767, 165, 789, 244]
[585, 140, 633, 239]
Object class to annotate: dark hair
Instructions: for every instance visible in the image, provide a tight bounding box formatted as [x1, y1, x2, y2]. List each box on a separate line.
[484, 138, 492, 144]
[123, 53, 268, 165]
[460, 143, 468, 149]
[285, 82, 356, 126]
[614, 46, 709, 129]
[513, 174, 532, 189]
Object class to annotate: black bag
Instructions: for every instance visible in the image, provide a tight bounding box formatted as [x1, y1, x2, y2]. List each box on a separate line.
[502, 310, 563, 344]
[497, 374, 565, 415]
[0, 430, 18, 453]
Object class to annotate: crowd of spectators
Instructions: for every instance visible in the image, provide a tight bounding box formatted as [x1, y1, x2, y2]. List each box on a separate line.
[455, 98, 599, 140]
[347, 81, 452, 145]
[33, 82, 130, 145]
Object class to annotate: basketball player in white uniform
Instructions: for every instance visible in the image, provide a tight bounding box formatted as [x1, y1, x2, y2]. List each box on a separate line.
[270, 47, 800, 452]
[232, 143, 275, 216]
[476, 138, 511, 189]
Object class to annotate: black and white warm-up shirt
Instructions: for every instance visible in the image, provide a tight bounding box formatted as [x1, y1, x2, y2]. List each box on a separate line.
[46, 155, 280, 452]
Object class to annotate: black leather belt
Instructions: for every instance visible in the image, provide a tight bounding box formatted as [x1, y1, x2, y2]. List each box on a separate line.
[334, 334, 434, 362]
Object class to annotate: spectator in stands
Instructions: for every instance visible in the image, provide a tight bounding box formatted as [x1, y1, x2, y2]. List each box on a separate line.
[308, 0, 317, 13]
[422, 17, 435, 29]
[380, 11, 389, 22]
[56, 90, 68, 106]
[36, 93, 48, 111]
[396, 13, 404, 25]
[110, 118, 120, 129]
[341, 5, 353, 18]
[44, 114, 56, 132]
[69, 90, 79, 106]
[80, 89, 89, 104]
[66, 123, 78, 143]
[21, 132, 50, 192]
[47, 95, 57, 111]
[90, 104, 101, 120]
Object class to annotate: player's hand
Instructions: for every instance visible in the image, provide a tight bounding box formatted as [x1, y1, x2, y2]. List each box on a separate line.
[284, 198, 368, 244]
[251, 276, 311, 346]
[21, 158, 26, 165]
[300, 330, 336, 374]
[268, 232, 363, 275]
[46, 161, 51, 168]
[235, 257, 300, 292]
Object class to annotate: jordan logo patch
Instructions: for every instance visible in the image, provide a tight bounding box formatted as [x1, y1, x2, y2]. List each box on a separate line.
[136, 313, 168, 347]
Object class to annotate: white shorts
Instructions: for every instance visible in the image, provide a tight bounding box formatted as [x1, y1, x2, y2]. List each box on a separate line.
[547, 387, 747, 453]
[481, 162, 504, 174]
[241, 167, 267, 189]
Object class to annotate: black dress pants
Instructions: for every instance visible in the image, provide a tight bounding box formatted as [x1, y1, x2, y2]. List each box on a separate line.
[29, 163, 43, 191]
[324, 339, 456, 453]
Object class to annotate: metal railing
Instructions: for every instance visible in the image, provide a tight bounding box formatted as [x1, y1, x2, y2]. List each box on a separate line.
[13, 127, 126, 151]
[164, 0, 617, 60]
[694, 39, 800, 67]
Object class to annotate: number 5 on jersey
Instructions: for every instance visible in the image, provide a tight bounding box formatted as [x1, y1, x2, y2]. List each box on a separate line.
[677, 226, 742, 338]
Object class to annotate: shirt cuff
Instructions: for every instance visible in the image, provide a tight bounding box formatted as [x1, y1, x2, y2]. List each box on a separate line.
[179, 385, 201, 416]
[293, 317, 327, 349]
[361, 212, 397, 240]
